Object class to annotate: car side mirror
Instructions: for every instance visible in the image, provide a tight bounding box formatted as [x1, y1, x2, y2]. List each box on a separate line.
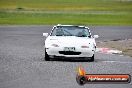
[93, 35, 99, 38]
[43, 33, 48, 37]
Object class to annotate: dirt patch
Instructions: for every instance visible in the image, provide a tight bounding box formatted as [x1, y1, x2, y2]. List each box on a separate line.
[97, 39, 132, 57]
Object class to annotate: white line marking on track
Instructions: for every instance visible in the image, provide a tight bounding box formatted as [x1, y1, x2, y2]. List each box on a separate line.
[100, 61, 132, 63]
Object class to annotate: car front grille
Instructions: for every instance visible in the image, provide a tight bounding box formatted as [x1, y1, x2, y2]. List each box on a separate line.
[59, 51, 81, 55]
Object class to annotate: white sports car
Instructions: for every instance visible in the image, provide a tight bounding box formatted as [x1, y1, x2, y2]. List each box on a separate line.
[43, 24, 99, 61]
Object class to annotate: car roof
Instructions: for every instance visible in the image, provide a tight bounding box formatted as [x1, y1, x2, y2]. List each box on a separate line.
[54, 24, 89, 29]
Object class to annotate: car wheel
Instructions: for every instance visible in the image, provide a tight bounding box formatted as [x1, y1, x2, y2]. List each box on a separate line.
[89, 54, 94, 62]
[45, 49, 50, 61]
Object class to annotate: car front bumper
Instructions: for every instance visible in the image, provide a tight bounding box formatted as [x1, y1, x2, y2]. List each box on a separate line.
[46, 47, 95, 58]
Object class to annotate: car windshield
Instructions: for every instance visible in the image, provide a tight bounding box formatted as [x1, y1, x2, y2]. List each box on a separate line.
[51, 26, 90, 37]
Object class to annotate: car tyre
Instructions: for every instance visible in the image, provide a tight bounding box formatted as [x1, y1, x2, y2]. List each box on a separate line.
[89, 54, 94, 62]
[45, 49, 50, 61]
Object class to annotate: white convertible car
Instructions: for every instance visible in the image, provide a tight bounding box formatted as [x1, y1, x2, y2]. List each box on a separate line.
[43, 24, 99, 61]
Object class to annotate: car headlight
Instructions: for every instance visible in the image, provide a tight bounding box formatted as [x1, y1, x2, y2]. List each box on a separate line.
[51, 44, 59, 47]
[81, 45, 89, 48]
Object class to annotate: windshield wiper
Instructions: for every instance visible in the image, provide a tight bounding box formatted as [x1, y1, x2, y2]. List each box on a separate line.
[77, 35, 87, 37]
[56, 35, 64, 36]
[64, 34, 73, 36]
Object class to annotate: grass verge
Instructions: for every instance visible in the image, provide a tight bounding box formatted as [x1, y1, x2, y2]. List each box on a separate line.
[0, 11, 132, 25]
[0, 0, 132, 25]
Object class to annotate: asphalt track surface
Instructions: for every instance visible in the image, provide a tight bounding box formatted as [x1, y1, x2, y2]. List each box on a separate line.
[0, 26, 132, 88]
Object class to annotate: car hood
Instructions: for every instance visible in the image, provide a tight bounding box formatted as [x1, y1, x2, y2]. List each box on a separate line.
[45, 36, 95, 47]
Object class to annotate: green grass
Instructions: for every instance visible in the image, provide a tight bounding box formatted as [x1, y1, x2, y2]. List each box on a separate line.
[0, 0, 132, 11]
[0, 0, 132, 25]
